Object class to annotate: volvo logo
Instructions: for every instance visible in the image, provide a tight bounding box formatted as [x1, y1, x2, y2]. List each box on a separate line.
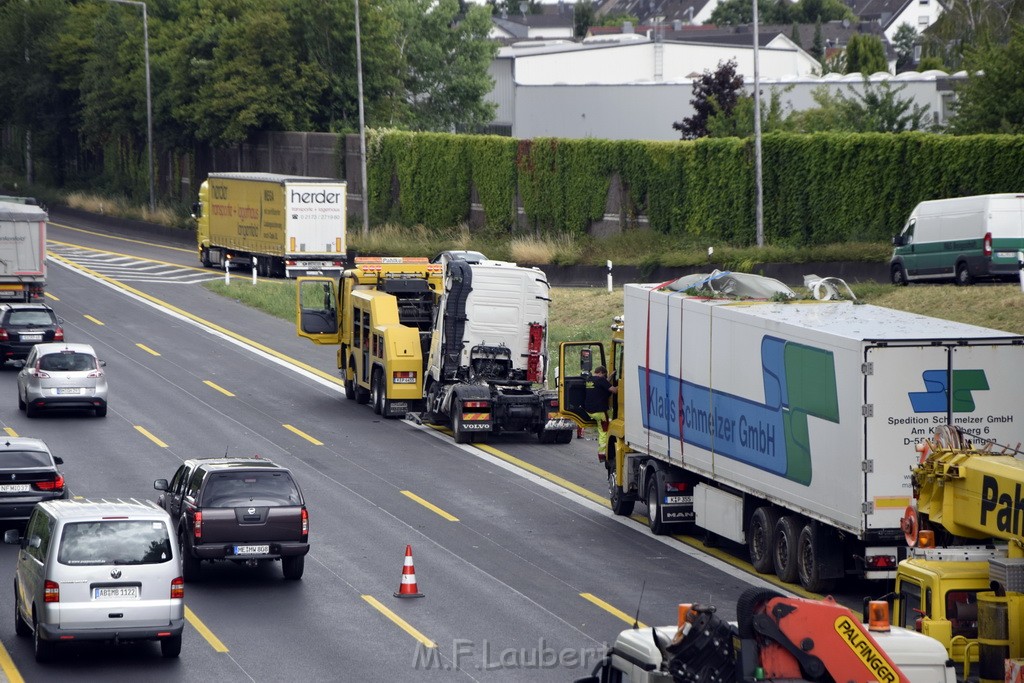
[110, 569, 122, 579]
[247, 507, 256, 515]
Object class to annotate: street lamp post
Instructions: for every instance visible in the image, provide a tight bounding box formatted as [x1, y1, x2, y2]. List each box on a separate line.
[100, 0, 155, 213]
[752, 0, 764, 247]
[354, 0, 369, 237]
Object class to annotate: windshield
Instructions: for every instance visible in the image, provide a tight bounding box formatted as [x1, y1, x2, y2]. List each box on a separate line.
[0, 450, 52, 468]
[58, 520, 173, 566]
[201, 471, 301, 507]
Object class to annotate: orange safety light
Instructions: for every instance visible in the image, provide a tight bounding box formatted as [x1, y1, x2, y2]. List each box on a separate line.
[677, 603, 693, 628]
[868, 600, 891, 632]
[917, 530, 935, 548]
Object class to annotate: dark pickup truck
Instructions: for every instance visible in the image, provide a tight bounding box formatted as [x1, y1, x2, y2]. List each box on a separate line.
[154, 457, 309, 580]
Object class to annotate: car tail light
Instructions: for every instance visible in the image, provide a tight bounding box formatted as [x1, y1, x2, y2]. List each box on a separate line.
[170, 577, 184, 600]
[54, 326, 64, 342]
[44, 580, 59, 603]
[983, 231, 992, 257]
[33, 474, 65, 492]
[300, 508, 309, 541]
[33, 361, 50, 379]
[0, 328, 7, 341]
[193, 510, 202, 540]
[86, 369, 103, 378]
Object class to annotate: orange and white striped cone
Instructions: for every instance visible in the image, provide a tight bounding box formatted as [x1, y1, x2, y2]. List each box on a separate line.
[394, 544, 424, 598]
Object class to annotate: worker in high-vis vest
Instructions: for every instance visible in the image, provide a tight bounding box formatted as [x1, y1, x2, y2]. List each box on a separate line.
[584, 366, 617, 462]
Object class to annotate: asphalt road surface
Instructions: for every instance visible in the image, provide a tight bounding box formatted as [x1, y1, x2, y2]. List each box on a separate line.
[0, 213, 878, 682]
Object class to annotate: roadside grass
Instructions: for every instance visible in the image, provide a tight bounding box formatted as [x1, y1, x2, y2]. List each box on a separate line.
[203, 277, 1024, 352]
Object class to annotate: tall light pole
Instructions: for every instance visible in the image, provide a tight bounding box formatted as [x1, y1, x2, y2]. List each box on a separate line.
[100, 0, 155, 213]
[354, 0, 369, 237]
[752, 0, 764, 247]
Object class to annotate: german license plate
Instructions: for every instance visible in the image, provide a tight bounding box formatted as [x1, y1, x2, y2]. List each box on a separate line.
[234, 544, 269, 555]
[94, 586, 139, 600]
[0, 484, 30, 493]
[20, 334, 42, 342]
[997, 251, 1017, 259]
[665, 496, 693, 505]
[57, 387, 81, 395]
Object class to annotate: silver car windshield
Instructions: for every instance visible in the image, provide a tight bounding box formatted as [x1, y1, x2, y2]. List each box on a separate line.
[39, 353, 95, 372]
[57, 520, 173, 566]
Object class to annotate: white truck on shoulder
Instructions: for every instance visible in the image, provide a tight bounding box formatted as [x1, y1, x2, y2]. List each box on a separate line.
[558, 271, 1024, 592]
[0, 199, 47, 302]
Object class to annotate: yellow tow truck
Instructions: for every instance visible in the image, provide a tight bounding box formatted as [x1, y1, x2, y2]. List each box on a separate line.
[296, 257, 442, 417]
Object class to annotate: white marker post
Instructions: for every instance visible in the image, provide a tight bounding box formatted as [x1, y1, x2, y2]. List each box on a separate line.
[224, 256, 231, 285]
[252, 257, 258, 285]
[606, 260, 613, 293]
[1018, 251, 1024, 293]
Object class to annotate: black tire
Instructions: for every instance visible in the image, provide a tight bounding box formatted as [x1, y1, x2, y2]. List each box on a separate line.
[18, 391, 25, 411]
[646, 472, 666, 535]
[25, 402, 38, 418]
[200, 247, 212, 268]
[282, 555, 305, 580]
[14, 586, 29, 637]
[344, 358, 357, 401]
[555, 429, 574, 444]
[748, 506, 781, 574]
[180, 532, 201, 582]
[95, 405, 107, 417]
[797, 523, 837, 593]
[773, 516, 802, 584]
[955, 261, 973, 286]
[34, 613, 54, 663]
[354, 382, 370, 405]
[890, 263, 908, 286]
[161, 634, 182, 658]
[608, 465, 635, 516]
[371, 369, 384, 415]
[452, 401, 471, 444]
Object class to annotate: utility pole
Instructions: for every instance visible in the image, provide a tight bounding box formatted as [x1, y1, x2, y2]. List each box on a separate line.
[752, 0, 764, 247]
[354, 0, 370, 237]
[99, 0, 155, 213]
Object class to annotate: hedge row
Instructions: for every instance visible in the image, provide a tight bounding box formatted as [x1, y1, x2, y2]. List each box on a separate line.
[364, 131, 1024, 246]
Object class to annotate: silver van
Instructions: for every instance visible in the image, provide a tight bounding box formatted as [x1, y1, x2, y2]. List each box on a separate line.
[4, 498, 184, 662]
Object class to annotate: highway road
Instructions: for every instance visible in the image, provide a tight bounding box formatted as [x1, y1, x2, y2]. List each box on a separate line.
[0, 213, 822, 681]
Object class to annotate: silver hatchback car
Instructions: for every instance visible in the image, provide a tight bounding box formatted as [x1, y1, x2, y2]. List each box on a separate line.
[4, 498, 185, 662]
[16, 342, 108, 417]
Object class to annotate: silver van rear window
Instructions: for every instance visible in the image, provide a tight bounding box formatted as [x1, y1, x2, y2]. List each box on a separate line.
[57, 520, 172, 566]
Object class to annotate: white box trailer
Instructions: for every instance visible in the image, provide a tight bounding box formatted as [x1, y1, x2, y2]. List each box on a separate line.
[0, 200, 47, 301]
[559, 273, 1024, 591]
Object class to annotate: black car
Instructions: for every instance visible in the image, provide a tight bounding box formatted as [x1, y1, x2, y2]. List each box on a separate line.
[154, 457, 310, 580]
[0, 437, 67, 524]
[0, 303, 65, 367]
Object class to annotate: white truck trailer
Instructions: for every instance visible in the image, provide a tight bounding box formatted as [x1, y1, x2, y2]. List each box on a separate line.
[558, 272, 1024, 592]
[0, 199, 47, 301]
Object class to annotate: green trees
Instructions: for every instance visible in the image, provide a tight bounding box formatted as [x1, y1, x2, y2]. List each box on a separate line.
[948, 23, 1024, 134]
[673, 60, 745, 140]
[843, 34, 888, 75]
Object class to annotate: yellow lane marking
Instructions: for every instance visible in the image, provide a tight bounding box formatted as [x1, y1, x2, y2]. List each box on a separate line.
[580, 593, 647, 628]
[4, 427, 17, 437]
[474, 443, 608, 506]
[204, 380, 235, 397]
[84, 314, 105, 326]
[362, 595, 435, 648]
[401, 490, 460, 522]
[45, 251, 343, 385]
[45, 292, 59, 301]
[47, 225, 196, 256]
[137, 343, 161, 356]
[0, 639, 25, 683]
[185, 606, 229, 652]
[283, 424, 323, 446]
[135, 425, 169, 448]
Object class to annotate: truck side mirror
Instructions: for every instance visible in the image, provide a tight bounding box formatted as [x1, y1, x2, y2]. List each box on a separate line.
[154, 479, 169, 491]
[579, 348, 593, 374]
[892, 235, 904, 247]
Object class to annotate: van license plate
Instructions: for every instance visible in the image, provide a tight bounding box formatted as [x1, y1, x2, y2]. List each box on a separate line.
[56, 388, 81, 395]
[0, 484, 30, 493]
[94, 586, 139, 600]
[997, 251, 1017, 258]
[234, 545, 270, 555]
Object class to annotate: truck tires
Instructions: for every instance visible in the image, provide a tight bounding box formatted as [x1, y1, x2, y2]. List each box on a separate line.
[344, 356, 356, 401]
[200, 247, 212, 268]
[748, 506, 780, 574]
[282, 555, 304, 580]
[772, 516, 802, 584]
[608, 462, 635, 516]
[797, 522, 838, 593]
[890, 263, 908, 286]
[955, 261, 974, 286]
[646, 471, 667, 535]
[452, 400, 472, 444]
[180, 532, 201, 582]
[371, 369, 384, 415]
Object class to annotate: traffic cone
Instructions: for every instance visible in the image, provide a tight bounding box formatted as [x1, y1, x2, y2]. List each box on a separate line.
[394, 544, 424, 598]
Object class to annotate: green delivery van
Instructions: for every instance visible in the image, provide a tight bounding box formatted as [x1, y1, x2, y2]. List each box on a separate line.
[890, 193, 1024, 286]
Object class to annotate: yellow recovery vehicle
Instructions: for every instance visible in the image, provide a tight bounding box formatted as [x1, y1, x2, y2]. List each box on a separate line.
[893, 425, 1024, 681]
[295, 257, 442, 417]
